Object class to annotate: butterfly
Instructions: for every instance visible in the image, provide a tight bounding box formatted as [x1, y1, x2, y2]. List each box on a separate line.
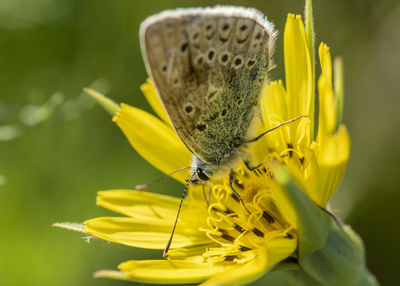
[139, 6, 302, 257]
[140, 6, 276, 183]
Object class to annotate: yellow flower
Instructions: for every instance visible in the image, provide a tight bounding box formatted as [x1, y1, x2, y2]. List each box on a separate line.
[259, 15, 350, 208]
[76, 3, 351, 286]
[85, 93, 299, 284]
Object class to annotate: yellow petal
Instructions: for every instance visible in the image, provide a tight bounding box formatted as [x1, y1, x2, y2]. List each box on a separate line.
[294, 116, 311, 150]
[114, 104, 192, 183]
[96, 189, 209, 227]
[259, 80, 290, 153]
[271, 185, 298, 229]
[118, 260, 225, 284]
[319, 43, 333, 93]
[317, 43, 337, 140]
[319, 126, 350, 166]
[141, 78, 172, 125]
[314, 125, 350, 206]
[334, 57, 344, 127]
[200, 250, 268, 286]
[270, 168, 300, 229]
[85, 216, 210, 249]
[96, 189, 180, 220]
[284, 14, 313, 142]
[167, 245, 214, 261]
[260, 80, 288, 124]
[266, 235, 297, 266]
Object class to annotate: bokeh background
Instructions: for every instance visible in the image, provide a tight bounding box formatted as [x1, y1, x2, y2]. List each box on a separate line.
[1, 0, 399, 285]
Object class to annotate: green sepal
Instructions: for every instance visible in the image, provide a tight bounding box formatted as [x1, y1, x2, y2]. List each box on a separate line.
[274, 167, 379, 286]
[301, 217, 359, 285]
[274, 166, 330, 257]
[261, 267, 322, 286]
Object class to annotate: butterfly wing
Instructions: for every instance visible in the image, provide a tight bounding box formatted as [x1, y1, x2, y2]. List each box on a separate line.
[140, 6, 275, 166]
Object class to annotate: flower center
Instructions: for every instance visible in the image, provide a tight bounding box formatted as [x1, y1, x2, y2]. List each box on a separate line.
[201, 162, 296, 265]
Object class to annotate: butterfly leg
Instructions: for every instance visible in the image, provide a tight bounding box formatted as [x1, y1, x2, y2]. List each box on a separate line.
[244, 160, 263, 171]
[229, 171, 251, 214]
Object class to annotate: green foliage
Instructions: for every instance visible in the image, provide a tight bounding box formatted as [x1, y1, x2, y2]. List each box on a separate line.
[1, 0, 399, 285]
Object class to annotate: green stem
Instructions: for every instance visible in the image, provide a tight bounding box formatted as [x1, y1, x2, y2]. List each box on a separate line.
[305, 0, 316, 140]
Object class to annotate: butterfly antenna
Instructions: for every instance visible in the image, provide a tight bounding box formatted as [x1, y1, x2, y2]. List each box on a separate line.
[163, 172, 196, 259]
[246, 115, 307, 143]
[135, 166, 191, 190]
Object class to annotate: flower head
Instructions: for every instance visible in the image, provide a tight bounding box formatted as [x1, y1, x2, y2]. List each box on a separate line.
[64, 1, 355, 285]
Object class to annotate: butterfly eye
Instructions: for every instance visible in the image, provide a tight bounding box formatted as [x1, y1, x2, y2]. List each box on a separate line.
[196, 168, 209, 181]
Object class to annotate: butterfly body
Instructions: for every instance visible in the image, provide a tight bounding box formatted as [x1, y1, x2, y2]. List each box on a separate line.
[140, 6, 276, 182]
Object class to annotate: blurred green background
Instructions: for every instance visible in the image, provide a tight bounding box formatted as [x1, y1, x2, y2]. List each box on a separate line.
[1, 0, 399, 285]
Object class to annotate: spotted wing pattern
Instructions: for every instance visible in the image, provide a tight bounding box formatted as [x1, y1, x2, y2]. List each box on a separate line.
[140, 6, 275, 166]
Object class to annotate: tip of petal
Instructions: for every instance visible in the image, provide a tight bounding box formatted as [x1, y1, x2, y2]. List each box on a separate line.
[287, 14, 303, 22]
[52, 222, 86, 233]
[140, 78, 172, 124]
[84, 87, 120, 116]
[94, 270, 132, 281]
[319, 42, 331, 57]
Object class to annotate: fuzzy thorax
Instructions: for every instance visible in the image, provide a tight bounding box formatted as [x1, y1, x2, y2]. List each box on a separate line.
[190, 149, 250, 183]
